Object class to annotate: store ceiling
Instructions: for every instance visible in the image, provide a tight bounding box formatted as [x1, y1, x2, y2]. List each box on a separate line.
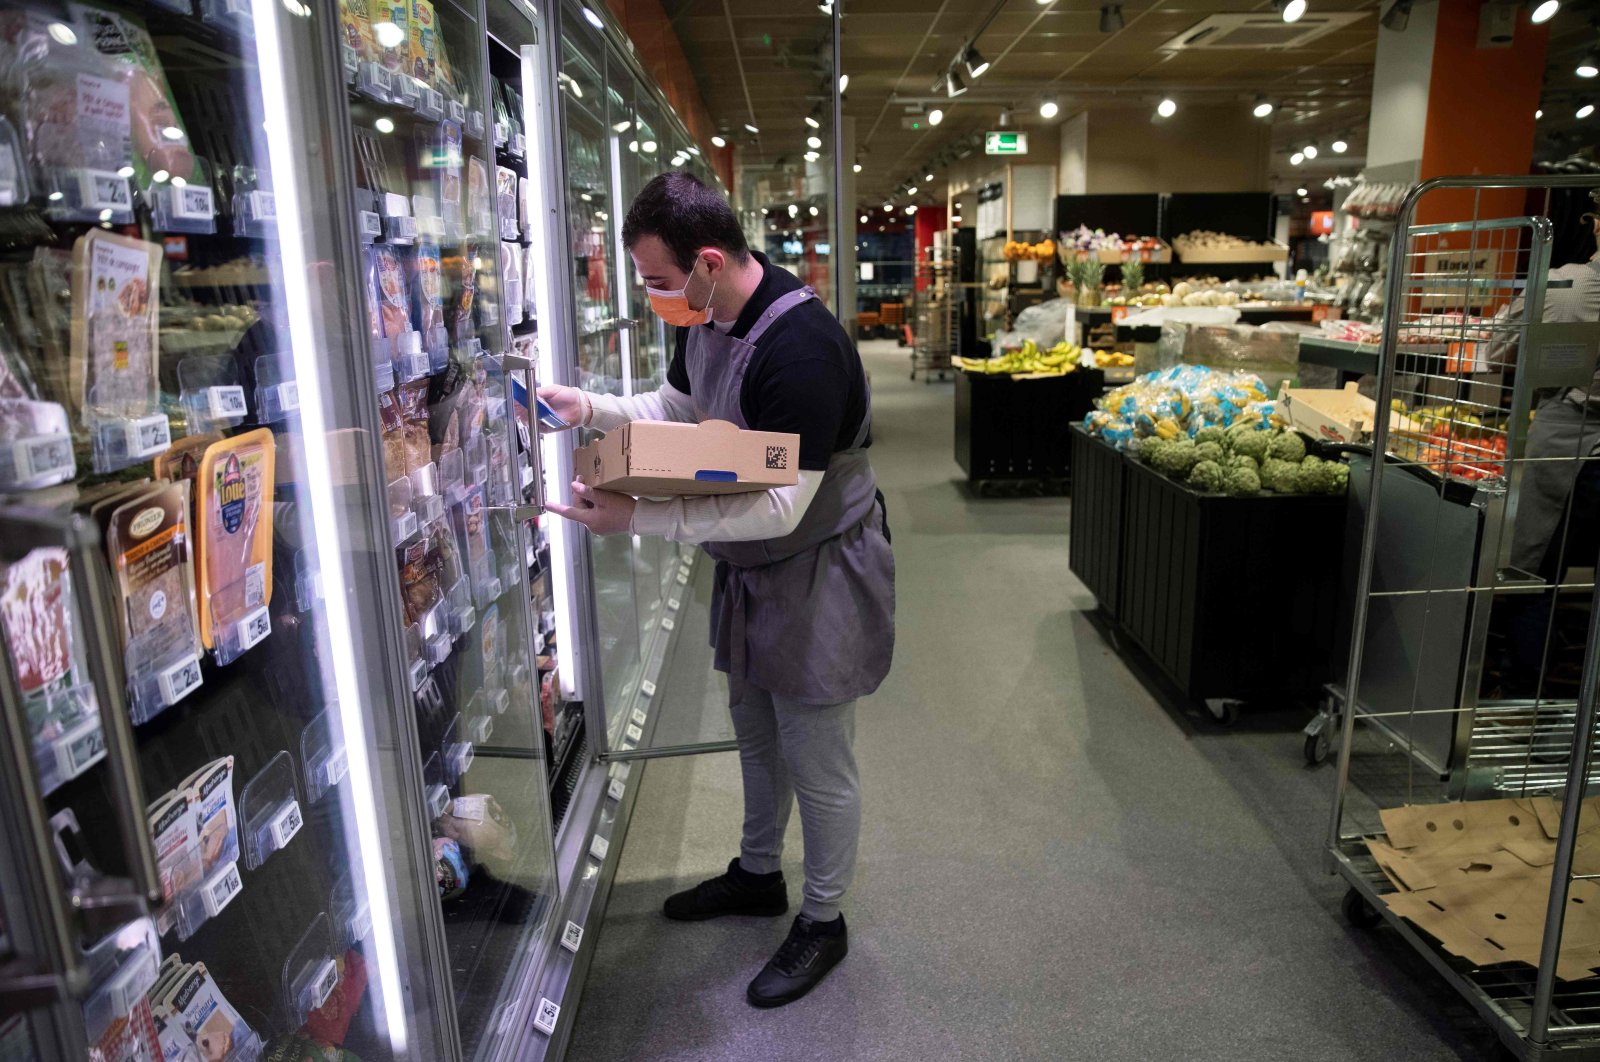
[660, 1, 1599, 205]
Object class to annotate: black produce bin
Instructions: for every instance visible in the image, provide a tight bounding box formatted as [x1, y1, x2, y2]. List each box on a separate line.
[1067, 426, 1126, 618]
[1117, 457, 1347, 701]
[954, 368, 1106, 484]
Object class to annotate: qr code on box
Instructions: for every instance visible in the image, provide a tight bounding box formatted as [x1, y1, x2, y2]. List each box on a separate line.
[765, 446, 788, 470]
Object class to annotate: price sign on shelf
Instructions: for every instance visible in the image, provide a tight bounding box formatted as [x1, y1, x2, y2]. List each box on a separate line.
[202, 860, 243, 917]
[205, 386, 248, 420]
[6, 433, 74, 485]
[175, 185, 215, 222]
[269, 800, 304, 851]
[561, 921, 584, 952]
[607, 777, 625, 802]
[157, 654, 203, 706]
[533, 998, 560, 1036]
[236, 606, 272, 652]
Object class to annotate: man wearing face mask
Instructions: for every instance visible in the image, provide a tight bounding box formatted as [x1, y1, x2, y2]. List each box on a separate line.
[539, 172, 895, 1009]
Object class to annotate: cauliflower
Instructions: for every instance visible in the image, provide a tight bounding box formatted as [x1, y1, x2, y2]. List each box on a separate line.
[1194, 441, 1224, 464]
[1223, 465, 1262, 496]
[1229, 429, 1270, 464]
[1188, 459, 1224, 492]
[1152, 438, 1200, 478]
[1268, 431, 1307, 463]
[1260, 458, 1300, 493]
[1194, 426, 1225, 448]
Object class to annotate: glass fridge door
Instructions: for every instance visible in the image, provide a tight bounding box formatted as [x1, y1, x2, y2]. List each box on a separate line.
[336, 0, 563, 1054]
[0, 1, 456, 1058]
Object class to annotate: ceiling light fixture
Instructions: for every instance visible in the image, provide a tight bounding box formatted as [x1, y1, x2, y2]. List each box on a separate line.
[641, 140, 657, 152]
[1580, 102, 1596, 119]
[1099, 2, 1124, 31]
[905, 205, 918, 215]
[806, 114, 821, 129]
[963, 45, 990, 79]
[1303, 144, 1318, 158]
[839, 73, 849, 94]
[1536, 108, 1544, 119]
[1275, 0, 1307, 22]
[807, 136, 823, 149]
[859, 214, 868, 223]
[853, 163, 863, 172]
[582, 6, 603, 29]
[1290, 151, 1305, 165]
[946, 67, 968, 97]
[1040, 99, 1059, 119]
[1579, 51, 1599, 78]
[810, 205, 820, 216]
[1381, 0, 1412, 30]
[907, 186, 919, 195]
[628, 139, 639, 152]
[788, 204, 799, 217]
[613, 119, 631, 133]
[711, 135, 727, 147]
[1331, 138, 1348, 153]
[1529, 0, 1559, 22]
[929, 107, 945, 125]
[1156, 97, 1177, 118]
[1296, 186, 1308, 196]
[744, 123, 760, 134]
[804, 150, 820, 161]
[1253, 97, 1274, 118]
[375, 117, 395, 134]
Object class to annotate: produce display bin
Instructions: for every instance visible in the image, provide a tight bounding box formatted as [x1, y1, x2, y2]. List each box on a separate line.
[1068, 426, 1127, 618]
[955, 368, 1106, 488]
[1117, 457, 1347, 701]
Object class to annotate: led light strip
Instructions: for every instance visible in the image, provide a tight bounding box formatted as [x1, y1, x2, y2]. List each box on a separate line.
[523, 44, 582, 702]
[249, 3, 408, 1050]
[610, 130, 634, 397]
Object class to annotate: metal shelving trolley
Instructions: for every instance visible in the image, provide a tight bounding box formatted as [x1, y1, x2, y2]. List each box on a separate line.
[1327, 175, 1600, 1060]
[910, 245, 959, 382]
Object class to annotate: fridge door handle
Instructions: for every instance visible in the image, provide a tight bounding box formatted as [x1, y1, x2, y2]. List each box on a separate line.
[498, 353, 546, 516]
[64, 523, 163, 907]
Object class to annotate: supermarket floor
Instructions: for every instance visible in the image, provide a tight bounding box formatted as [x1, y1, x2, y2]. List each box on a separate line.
[566, 340, 1503, 1062]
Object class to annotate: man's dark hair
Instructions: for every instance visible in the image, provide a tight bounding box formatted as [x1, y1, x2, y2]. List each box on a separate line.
[622, 172, 750, 273]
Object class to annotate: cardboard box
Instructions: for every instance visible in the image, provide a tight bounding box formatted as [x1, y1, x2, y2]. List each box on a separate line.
[1279, 382, 1427, 446]
[574, 419, 799, 496]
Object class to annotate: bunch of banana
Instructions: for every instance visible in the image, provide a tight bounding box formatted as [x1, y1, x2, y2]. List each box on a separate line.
[960, 339, 1083, 376]
[1093, 349, 1135, 367]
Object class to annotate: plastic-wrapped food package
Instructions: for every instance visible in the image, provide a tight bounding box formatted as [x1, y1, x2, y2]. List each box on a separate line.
[71, 230, 161, 423]
[991, 296, 1075, 353]
[67, 3, 194, 183]
[194, 430, 275, 656]
[1085, 365, 1274, 446]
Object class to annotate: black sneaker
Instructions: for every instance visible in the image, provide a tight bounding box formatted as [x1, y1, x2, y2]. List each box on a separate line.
[746, 914, 848, 1008]
[662, 858, 789, 921]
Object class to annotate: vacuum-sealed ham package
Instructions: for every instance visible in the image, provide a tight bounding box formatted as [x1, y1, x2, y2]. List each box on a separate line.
[195, 430, 275, 663]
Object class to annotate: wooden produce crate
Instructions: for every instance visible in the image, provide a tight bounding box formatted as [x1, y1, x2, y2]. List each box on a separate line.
[1116, 457, 1346, 700]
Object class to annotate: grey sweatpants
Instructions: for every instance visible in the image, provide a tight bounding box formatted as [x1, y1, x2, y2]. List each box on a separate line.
[729, 686, 860, 922]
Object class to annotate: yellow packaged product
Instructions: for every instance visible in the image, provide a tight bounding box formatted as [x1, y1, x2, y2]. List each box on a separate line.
[195, 430, 275, 659]
[408, 0, 438, 86]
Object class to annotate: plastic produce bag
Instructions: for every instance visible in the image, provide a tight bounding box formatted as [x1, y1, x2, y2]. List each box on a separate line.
[992, 297, 1075, 353]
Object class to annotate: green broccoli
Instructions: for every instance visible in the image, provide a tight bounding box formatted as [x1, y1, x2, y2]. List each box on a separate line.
[1194, 426, 1225, 448]
[1187, 459, 1225, 492]
[1223, 465, 1262, 496]
[1268, 431, 1308, 463]
[1229, 429, 1270, 464]
[1260, 457, 1300, 493]
[1194, 441, 1224, 464]
[1152, 439, 1200, 478]
[1229, 454, 1260, 473]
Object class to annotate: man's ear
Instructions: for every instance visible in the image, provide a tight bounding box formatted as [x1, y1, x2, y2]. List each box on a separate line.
[700, 248, 727, 275]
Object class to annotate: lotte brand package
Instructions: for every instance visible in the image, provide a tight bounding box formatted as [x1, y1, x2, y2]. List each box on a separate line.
[573, 419, 799, 497]
[194, 430, 275, 650]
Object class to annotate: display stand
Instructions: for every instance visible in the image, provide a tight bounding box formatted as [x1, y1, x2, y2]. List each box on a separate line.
[954, 369, 1104, 493]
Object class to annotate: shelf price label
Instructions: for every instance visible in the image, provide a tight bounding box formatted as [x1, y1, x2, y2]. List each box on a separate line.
[120, 415, 171, 460]
[174, 185, 215, 222]
[205, 385, 248, 420]
[105, 944, 159, 1018]
[624, 723, 643, 744]
[358, 210, 383, 241]
[78, 169, 133, 213]
[661, 616, 675, 632]
[268, 800, 304, 851]
[323, 747, 349, 789]
[201, 860, 243, 917]
[533, 998, 560, 1036]
[308, 959, 340, 1012]
[156, 654, 203, 706]
[588, 835, 609, 863]
[235, 606, 272, 653]
[53, 717, 105, 782]
[561, 921, 584, 952]
[639, 679, 656, 698]
[247, 190, 277, 224]
[606, 778, 625, 802]
[1, 432, 75, 487]
[630, 707, 647, 727]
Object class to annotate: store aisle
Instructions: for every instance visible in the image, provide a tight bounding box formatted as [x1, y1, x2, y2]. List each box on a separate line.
[566, 341, 1499, 1062]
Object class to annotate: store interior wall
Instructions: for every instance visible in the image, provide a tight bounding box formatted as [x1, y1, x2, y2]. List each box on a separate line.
[600, 0, 716, 145]
[1083, 105, 1271, 193]
[1059, 111, 1088, 196]
[947, 123, 1061, 199]
[1366, 0, 1437, 177]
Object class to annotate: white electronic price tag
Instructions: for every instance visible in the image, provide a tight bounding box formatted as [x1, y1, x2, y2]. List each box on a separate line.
[422, 88, 444, 117]
[468, 110, 486, 139]
[358, 210, 383, 240]
[561, 920, 584, 951]
[409, 658, 428, 690]
[676, 571, 689, 586]
[639, 679, 656, 698]
[105, 945, 158, 1018]
[1, 432, 75, 486]
[588, 835, 609, 863]
[78, 169, 132, 213]
[630, 707, 646, 726]
[156, 654, 203, 706]
[360, 62, 392, 99]
[667, 597, 680, 611]
[449, 742, 475, 778]
[606, 778, 625, 802]
[533, 998, 560, 1036]
[494, 120, 509, 148]
[447, 100, 466, 124]
[489, 688, 509, 716]
[426, 783, 449, 819]
[247, 190, 276, 223]
[510, 133, 526, 157]
[53, 716, 105, 781]
[468, 716, 492, 744]
[201, 860, 243, 917]
[323, 747, 349, 789]
[307, 959, 339, 1011]
[121, 415, 171, 460]
[170, 184, 215, 223]
[385, 214, 417, 244]
[625, 724, 643, 744]
[395, 77, 422, 107]
[268, 800, 304, 850]
[342, 44, 359, 79]
[204, 385, 248, 420]
[662, 616, 675, 632]
[266, 380, 299, 415]
[393, 511, 418, 545]
[347, 901, 372, 944]
[235, 606, 272, 653]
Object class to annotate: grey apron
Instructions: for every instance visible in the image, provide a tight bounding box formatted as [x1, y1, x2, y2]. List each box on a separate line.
[1511, 395, 1600, 573]
[684, 285, 895, 706]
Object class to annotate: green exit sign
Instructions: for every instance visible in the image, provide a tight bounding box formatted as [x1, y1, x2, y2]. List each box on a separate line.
[985, 131, 1029, 155]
